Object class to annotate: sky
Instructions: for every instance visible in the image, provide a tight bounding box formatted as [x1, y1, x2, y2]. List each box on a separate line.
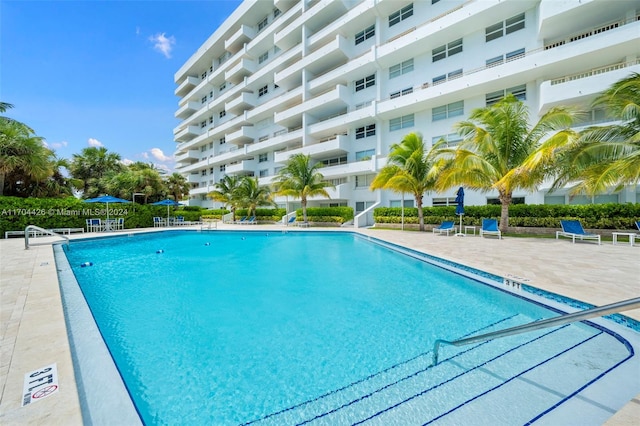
[1, 0, 243, 173]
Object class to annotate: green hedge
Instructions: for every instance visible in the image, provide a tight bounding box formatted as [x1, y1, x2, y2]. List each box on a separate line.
[295, 207, 354, 223]
[373, 203, 640, 229]
[235, 208, 286, 222]
[0, 196, 210, 236]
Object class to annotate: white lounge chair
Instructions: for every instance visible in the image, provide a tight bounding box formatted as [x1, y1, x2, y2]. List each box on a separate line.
[480, 218, 501, 239]
[432, 221, 456, 236]
[556, 220, 600, 245]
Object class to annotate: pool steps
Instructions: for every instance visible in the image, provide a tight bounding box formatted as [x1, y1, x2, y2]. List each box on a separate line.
[245, 317, 627, 425]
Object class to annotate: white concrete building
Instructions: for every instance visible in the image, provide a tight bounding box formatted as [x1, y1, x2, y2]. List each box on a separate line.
[173, 0, 640, 223]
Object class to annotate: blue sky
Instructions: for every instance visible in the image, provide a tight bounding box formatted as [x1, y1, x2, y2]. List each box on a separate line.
[1, 0, 242, 173]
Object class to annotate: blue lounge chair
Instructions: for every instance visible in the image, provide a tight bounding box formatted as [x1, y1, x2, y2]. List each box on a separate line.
[235, 216, 247, 224]
[245, 216, 257, 225]
[556, 220, 600, 245]
[432, 221, 456, 236]
[636, 221, 640, 232]
[286, 216, 296, 226]
[480, 218, 501, 239]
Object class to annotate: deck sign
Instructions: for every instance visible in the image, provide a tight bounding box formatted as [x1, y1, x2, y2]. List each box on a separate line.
[22, 363, 59, 406]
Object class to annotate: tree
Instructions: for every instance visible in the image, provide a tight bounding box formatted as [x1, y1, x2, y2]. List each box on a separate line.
[69, 147, 125, 198]
[370, 132, 440, 231]
[549, 72, 640, 196]
[165, 172, 190, 201]
[236, 176, 275, 217]
[436, 94, 578, 231]
[0, 119, 53, 197]
[207, 175, 242, 221]
[106, 162, 167, 203]
[272, 154, 333, 223]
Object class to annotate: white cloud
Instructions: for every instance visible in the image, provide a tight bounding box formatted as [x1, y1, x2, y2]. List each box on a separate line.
[141, 152, 149, 160]
[122, 158, 134, 166]
[50, 140, 68, 149]
[87, 138, 103, 147]
[150, 147, 173, 162]
[149, 33, 176, 59]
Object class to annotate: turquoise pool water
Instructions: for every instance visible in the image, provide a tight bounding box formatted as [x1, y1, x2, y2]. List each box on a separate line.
[62, 231, 632, 425]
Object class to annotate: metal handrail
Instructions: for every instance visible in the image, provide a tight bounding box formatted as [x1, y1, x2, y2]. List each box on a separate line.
[25, 225, 69, 250]
[432, 297, 640, 365]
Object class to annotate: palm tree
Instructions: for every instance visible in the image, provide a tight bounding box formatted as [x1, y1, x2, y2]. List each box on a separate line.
[106, 162, 167, 203]
[272, 153, 333, 223]
[236, 176, 275, 218]
[69, 146, 125, 198]
[436, 94, 578, 231]
[370, 132, 440, 231]
[165, 172, 190, 201]
[208, 175, 242, 221]
[549, 72, 640, 196]
[0, 119, 53, 196]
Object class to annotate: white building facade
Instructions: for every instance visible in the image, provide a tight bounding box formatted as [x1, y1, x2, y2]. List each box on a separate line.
[173, 0, 640, 221]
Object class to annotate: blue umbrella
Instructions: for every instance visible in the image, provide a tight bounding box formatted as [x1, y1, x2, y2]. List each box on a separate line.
[84, 195, 131, 225]
[455, 187, 464, 236]
[152, 199, 183, 224]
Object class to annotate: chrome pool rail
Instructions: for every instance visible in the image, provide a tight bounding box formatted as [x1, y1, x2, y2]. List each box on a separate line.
[432, 297, 640, 365]
[24, 225, 69, 250]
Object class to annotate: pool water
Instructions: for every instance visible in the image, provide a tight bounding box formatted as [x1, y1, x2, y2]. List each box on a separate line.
[62, 231, 634, 425]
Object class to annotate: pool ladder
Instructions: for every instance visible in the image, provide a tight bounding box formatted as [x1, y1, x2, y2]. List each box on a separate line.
[432, 297, 640, 365]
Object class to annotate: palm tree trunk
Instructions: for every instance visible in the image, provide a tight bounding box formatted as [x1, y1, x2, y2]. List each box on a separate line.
[499, 190, 512, 232]
[0, 172, 4, 196]
[416, 194, 424, 231]
[302, 198, 308, 222]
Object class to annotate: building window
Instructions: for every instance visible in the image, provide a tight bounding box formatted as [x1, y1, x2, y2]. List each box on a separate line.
[390, 87, 413, 99]
[355, 124, 376, 139]
[355, 24, 375, 45]
[201, 96, 207, 104]
[389, 3, 413, 27]
[389, 114, 415, 131]
[486, 84, 527, 106]
[201, 169, 207, 176]
[200, 121, 207, 128]
[321, 156, 348, 166]
[219, 110, 226, 118]
[355, 149, 375, 161]
[432, 101, 464, 121]
[486, 13, 525, 42]
[273, 8, 281, 18]
[201, 71, 207, 80]
[200, 145, 207, 152]
[209, 116, 214, 124]
[219, 137, 226, 145]
[258, 85, 268, 97]
[486, 55, 503, 67]
[432, 38, 462, 62]
[355, 174, 375, 187]
[257, 16, 268, 32]
[355, 74, 375, 92]
[432, 133, 462, 147]
[506, 48, 525, 61]
[258, 51, 269, 64]
[432, 197, 456, 207]
[389, 58, 414, 79]
[219, 164, 226, 172]
[390, 199, 414, 207]
[258, 153, 268, 163]
[259, 169, 269, 178]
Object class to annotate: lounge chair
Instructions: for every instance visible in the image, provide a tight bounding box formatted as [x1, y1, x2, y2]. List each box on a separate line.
[235, 216, 247, 224]
[480, 218, 501, 239]
[246, 216, 257, 225]
[115, 218, 125, 230]
[432, 221, 456, 236]
[286, 216, 296, 226]
[153, 217, 166, 227]
[556, 220, 600, 245]
[636, 221, 640, 232]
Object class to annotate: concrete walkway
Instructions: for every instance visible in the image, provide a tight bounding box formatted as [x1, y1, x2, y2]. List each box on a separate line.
[0, 225, 638, 424]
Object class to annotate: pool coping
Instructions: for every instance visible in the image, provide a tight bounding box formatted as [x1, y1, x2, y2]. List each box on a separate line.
[1, 225, 638, 424]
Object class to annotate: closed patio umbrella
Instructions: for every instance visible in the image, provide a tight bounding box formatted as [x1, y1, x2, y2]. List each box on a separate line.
[455, 187, 464, 236]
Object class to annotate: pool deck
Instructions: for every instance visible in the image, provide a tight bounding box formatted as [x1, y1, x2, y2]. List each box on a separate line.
[1, 224, 638, 425]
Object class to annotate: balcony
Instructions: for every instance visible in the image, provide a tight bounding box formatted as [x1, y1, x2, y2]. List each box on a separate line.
[186, 173, 201, 183]
[225, 58, 256, 84]
[308, 102, 375, 137]
[274, 0, 296, 13]
[247, 127, 304, 155]
[226, 91, 256, 115]
[323, 182, 352, 201]
[175, 149, 200, 163]
[274, 134, 348, 163]
[175, 101, 201, 119]
[275, 35, 349, 88]
[540, 61, 640, 113]
[225, 24, 256, 52]
[174, 76, 200, 97]
[227, 126, 256, 146]
[226, 159, 256, 176]
[174, 125, 202, 142]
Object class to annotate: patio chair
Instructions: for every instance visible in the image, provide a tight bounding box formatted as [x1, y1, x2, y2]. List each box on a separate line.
[115, 218, 125, 230]
[245, 216, 257, 225]
[286, 216, 296, 226]
[636, 221, 640, 232]
[480, 218, 501, 239]
[432, 221, 456, 236]
[556, 220, 601, 245]
[153, 217, 166, 227]
[86, 218, 103, 232]
[235, 216, 247, 224]
[175, 216, 185, 226]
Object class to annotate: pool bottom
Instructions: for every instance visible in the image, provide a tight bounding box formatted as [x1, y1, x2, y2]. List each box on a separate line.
[53, 232, 640, 425]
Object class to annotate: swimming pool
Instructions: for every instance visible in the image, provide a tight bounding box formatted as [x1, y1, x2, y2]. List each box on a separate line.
[57, 230, 640, 425]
